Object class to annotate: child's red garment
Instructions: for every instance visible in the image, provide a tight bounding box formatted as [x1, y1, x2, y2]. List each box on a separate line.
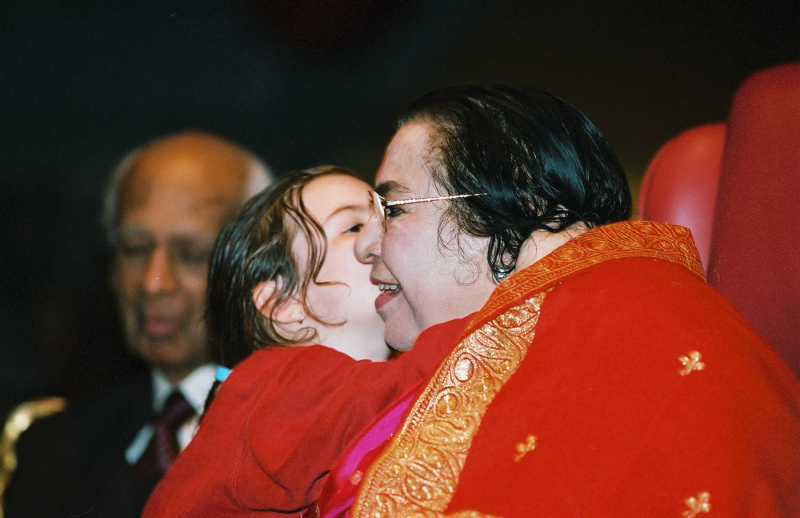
[142, 318, 467, 518]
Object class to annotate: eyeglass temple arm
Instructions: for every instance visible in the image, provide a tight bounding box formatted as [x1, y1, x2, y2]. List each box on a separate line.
[383, 192, 487, 207]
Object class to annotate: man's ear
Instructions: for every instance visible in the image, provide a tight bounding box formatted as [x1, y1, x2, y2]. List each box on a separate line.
[252, 280, 305, 324]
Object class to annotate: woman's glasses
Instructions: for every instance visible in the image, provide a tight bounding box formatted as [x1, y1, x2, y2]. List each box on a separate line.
[371, 190, 486, 232]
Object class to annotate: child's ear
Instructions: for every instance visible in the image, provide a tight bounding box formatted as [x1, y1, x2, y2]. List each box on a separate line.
[252, 280, 306, 324]
[252, 280, 277, 318]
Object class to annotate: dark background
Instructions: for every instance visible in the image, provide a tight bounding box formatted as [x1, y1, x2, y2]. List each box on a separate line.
[1, 0, 798, 418]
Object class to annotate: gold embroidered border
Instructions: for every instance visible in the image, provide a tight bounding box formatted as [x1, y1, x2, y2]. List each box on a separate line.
[381, 511, 502, 518]
[478, 220, 704, 322]
[352, 293, 547, 518]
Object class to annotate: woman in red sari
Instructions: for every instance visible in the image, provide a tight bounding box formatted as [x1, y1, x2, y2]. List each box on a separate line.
[316, 85, 800, 517]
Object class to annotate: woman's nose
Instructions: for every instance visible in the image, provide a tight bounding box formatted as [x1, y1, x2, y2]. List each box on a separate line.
[355, 215, 382, 264]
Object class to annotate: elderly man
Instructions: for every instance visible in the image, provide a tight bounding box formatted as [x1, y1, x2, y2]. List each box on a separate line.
[4, 132, 272, 518]
[317, 86, 800, 516]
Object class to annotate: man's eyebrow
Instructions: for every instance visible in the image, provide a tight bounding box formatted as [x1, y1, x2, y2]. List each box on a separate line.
[375, 181, 410, 198]
[115, 227, 213, 246]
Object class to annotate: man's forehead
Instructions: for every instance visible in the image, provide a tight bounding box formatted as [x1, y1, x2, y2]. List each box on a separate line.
[119, 154, 247, 223]
[119, 134, 251, 210]
[122, 166, 240, 205]
[121, 181, 234, 211]
[117, 182, 235, 243]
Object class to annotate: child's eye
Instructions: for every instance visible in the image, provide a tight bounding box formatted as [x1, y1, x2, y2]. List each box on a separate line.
[344, 223, 363, 234]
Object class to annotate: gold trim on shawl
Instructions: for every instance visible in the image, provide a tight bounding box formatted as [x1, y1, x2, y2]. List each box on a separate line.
[476, 220, 704, 325]
[352, 293, 547, 518]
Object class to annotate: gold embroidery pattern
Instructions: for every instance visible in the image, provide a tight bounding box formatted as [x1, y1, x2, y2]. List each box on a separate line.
[683, 491, 711, 517]
[353, 294, 546, 518]
[384, 511, 502, 518]
[478, 221, 704, 324]
[513, 435, 537, 462]
[679, 351, 705, 376]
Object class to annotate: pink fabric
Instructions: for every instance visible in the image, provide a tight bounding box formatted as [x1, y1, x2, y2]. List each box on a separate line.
[318, 389, 419, 518]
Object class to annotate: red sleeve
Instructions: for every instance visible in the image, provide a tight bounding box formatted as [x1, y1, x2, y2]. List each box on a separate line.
[235, 316, 472, 510]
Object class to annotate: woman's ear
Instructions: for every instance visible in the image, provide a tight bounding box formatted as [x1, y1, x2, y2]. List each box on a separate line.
[252, 280, 305, 324]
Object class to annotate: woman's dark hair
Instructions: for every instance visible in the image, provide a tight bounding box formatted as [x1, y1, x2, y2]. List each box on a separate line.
[399, 84, 632, 281]
[205, 166, 359, 368]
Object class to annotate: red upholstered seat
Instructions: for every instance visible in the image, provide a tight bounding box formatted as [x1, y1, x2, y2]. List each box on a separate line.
[640, 62, 800, 379]
[707, 62, 800, 380]
[638, 123, 726, 271]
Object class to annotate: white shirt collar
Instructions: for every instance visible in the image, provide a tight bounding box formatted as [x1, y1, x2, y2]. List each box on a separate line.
[151, 364, 217, 414]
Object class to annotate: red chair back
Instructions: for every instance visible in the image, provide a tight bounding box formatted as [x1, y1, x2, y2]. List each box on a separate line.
[639, 123, 726, 271]
[707, 62, 800, 379]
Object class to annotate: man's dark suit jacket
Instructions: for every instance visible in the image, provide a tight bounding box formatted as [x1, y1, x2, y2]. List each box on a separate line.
[4, 373, 159, 518]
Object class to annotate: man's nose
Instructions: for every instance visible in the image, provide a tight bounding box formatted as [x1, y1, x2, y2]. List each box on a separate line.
[143, 247, 178, 294]
[355, 216, 382, 264]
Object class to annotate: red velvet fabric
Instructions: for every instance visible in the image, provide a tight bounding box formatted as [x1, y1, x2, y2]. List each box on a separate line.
[707, 62, 800, 380]
[142, 333, 454, 518]
[639, 123, 726, 271]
